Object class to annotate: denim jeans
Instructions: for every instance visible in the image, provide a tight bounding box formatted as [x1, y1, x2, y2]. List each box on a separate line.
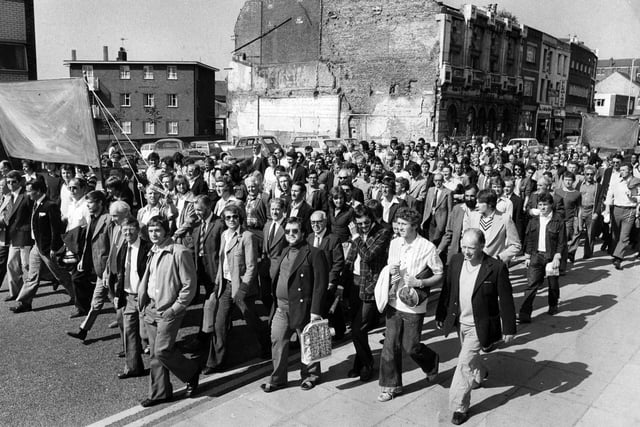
[379, 306, 438, 392]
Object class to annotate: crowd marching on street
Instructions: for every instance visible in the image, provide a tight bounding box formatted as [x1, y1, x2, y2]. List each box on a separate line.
[2, 135, 640, 425]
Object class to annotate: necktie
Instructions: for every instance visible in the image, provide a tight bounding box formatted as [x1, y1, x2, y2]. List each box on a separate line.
[432, 189, 439, 209]
[268, 222, 276, 247]
[198, 221, 207, 256]
[124, 244, 132, 292]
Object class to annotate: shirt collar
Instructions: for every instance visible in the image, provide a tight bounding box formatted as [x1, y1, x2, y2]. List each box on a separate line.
[315, 228, 326, 240]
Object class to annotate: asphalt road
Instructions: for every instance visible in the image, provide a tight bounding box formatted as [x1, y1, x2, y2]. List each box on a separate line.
[0, 282, 263, 427]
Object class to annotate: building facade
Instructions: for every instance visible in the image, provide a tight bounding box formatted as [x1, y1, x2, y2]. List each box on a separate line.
[563, 38, 597, 134]
[594, 71, 640, 116]
[596, 58, 640, 83]
[0, 0, 37, 81]
[65, 48, 218, 143]
[228, 0, 596, 145]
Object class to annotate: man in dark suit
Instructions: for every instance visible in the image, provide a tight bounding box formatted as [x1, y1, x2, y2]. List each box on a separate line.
[518, 192, 566, 323]
[251, 144, 267, 175]
[595, 154, 622, 254]
[42, 163, 63, 205]
[11, 180, 74, 313]
[436, 228, 516, 425]
[260, 217, 328, 393]
[422, 173, 453, 246]
[187, 163, 209, 197]
[288, 182, 313, 235]
[308, 211, 345, 339]
[338, 168, 365, 204]
[306, 170, 329, 213]
[287, 152, 308, 184]
[3, 171, 33, 301]
[260, 198, 288, 310]
[112, 217, 152, 378]
[0, 179, 12, 297]
[437, 185, 477, 264]
[395, 177, 418, 210]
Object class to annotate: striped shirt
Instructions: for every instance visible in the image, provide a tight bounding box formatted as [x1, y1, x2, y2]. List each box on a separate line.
[388, 235, 443, 314]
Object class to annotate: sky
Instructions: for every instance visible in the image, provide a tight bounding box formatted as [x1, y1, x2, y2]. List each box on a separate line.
[34, 0, 640, 80]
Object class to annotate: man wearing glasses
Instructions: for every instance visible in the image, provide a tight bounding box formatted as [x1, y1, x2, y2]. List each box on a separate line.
[337, 168, 365, 204]
[206, 204, 269, 374]
[261, 217, 328, 393]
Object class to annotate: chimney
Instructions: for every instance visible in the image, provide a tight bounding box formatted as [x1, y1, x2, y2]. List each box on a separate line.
[103, 46, 109, 61]
[71, 49, 77, 61]
[117, 47, 127, 61]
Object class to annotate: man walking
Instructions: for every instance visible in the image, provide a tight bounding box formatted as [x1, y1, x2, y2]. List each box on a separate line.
[436, 228, 516, 425]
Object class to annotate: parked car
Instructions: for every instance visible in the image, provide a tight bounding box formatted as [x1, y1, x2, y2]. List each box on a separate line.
[140, 138, 190, 160]
[220, 135, 282, 161]
[188, 140, 224, 159]
[503, 138, 542, 154]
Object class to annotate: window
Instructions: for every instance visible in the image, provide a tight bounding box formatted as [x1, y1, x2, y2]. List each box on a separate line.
[144, 121, 155, 135]
[167, 121, 179, 135]
[119, 65, 130, 79]
[82, 65, 94, 79]
[595, 98, 605, 107]
[120, 93, 131, 107]
[167, 66, 177, 80]
[120, 121, 131, 135]
[167, 94, 178, 107]
[143, 65, 154, 79]
[144, 93, 155, 107]
[0, 44, 27, 71]
[524, 80, 534, 97]
[526, 45, 536, 63]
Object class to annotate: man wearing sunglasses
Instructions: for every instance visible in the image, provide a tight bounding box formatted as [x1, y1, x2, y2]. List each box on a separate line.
[261, 217, 328, 393]
[205, 204, 268, 374]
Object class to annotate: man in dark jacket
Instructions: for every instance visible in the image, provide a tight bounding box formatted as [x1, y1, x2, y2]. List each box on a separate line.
[518, 192, 567, 322]
[11, 180, 74, 313]
[261, 217, 328, 393]
[436, 228, 516, 425]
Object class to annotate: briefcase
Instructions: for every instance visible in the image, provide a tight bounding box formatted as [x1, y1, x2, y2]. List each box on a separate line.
[300, 319, 332, 365]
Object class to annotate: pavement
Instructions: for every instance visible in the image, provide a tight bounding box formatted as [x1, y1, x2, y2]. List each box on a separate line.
[83, 248, 640, 427]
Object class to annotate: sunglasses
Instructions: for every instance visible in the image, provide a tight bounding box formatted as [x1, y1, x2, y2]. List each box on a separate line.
[338, 176, 349, 180]
[68, 186, 79, 190]
[285, 228, 300, 234]
[5, 180, 17, 184]
[355, 221, 371, 226]
[224, 214, 239, 220]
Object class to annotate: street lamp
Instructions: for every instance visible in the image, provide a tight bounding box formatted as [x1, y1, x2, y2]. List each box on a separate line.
[627, 58, 637, 115]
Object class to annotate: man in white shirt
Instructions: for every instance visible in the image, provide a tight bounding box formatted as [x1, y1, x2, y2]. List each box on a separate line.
[436, 228, 516, 425]
[604, 163, 638, 269]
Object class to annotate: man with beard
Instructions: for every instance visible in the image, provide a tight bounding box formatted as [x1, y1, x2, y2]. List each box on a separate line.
[438, 185, 478, 265]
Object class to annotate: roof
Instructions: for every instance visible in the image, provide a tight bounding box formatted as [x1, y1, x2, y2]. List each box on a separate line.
[595, 71, 640, 93]
[63, 60, 219, 72]
[598, 58, 640, 68]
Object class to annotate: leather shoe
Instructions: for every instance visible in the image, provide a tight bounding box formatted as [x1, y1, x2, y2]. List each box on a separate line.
[517, 313, 531, 324]
[4, 295, 16, 302]
[347, 369, 359, 378]
[548, 306, 559, 315]
[67, 329, 87, 341]
[202, 365, 227, 375]
[451, 411, 469, 425]
[300, 379, 316, 390]
[359, 366, 373, 382]
[69, 309, 86, 319]
[185, 371, 200, 398]
[10, 303, 32, 313]
[52, 282, 59, 291]
[118, 370, 146, 379]
[613, 258, 622, 270]
[260, 383, 284, 393]
[426, 354, 439, 382]
[140, 396, 171, 408]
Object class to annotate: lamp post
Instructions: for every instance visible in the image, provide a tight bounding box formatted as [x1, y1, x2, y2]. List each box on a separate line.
[627, 58, 637, 115]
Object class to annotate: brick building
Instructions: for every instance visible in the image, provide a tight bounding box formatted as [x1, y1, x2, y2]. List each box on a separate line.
[563, 37, 597, 134]
[0, 0, 37, 82]
[228, 0, 596, 145]
[596, 58, 640, 83]
[65, 48, 218, 143]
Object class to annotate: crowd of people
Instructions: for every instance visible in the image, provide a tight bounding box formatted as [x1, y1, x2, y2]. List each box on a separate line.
[1, 134, 639, 424]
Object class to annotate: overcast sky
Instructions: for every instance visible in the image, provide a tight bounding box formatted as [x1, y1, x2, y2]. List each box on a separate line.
[35, 0, 640, 80]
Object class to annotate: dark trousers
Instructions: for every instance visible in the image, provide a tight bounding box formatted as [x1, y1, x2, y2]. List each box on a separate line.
[326, 286, 346, 339]
[581, 213, 597, 258]
[144, 302, 198, 400]
[519, 252, 560, 316]
[0, 244, 9, 292]
[258, 259, 273, 312]
[611, 206, 635, 261]
[123, 293, 144, 374]
[206, 280, 268, 369]
[269, 306, 320, 386]
[350, 299, 378, 372]
[71, 269, 96, 313]
[379, 306, 437, 392]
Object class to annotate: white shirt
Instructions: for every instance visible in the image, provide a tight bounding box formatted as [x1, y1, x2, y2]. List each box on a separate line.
[380, 196, 400, 223]
[289, 200, 304, 218]
[66, 196, 90, 231]
[388, 235, 443, 314]
[222, 228, 239, 281]
[538, 213, 552, 252]
[496, 196, 514, 218]
[605, 175, 636, 208]
[459, 260, 482, 327]
[124, 238, 141, 294]
[60, 183, 72, 220]
[30, 194, 46, 240]
[313, 229, 326, 248]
